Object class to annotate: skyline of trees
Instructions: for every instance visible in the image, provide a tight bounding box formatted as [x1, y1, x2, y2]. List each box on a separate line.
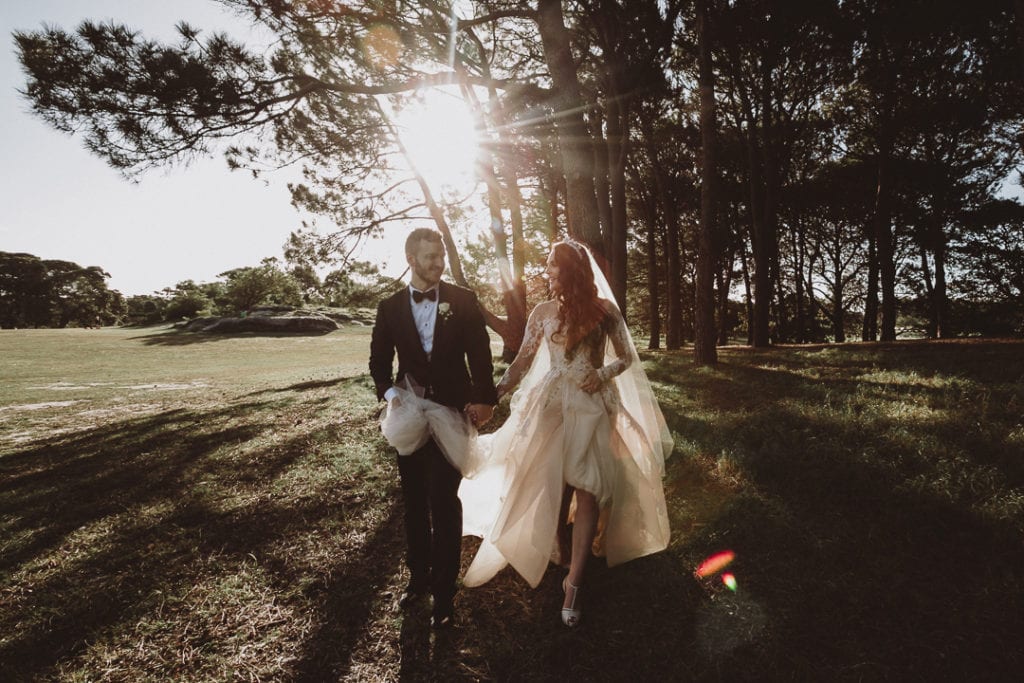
[11, 1, 1024, 345]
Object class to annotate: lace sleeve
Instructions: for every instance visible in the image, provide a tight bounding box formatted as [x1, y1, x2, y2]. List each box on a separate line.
[597, 304, 633, 383]
[496, 303, 546, 397]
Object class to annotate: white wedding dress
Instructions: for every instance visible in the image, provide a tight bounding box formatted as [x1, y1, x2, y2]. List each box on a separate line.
[460, 298, 673, 588]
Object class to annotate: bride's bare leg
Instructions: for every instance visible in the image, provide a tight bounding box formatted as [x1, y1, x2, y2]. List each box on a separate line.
[563, 489, 598, 609]
[557, 484, 573, 566]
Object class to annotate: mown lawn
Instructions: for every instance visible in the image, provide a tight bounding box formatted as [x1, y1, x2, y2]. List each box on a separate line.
[1, 327, 1022, 681]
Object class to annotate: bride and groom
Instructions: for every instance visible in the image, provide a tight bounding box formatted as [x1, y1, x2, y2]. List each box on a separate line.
[369, 228, 672, 629]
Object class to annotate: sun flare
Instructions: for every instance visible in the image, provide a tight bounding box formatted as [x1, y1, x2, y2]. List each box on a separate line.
[391, 88, 481, 194]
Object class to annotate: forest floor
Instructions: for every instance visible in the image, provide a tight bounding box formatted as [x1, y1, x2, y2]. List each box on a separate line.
[1, 326, 1022, 681]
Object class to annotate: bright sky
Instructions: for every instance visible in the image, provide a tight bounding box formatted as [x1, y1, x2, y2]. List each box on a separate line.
[0, 1, 408, 296]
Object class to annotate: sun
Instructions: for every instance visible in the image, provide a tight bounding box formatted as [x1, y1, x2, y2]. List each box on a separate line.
[390, 88, 481, 194]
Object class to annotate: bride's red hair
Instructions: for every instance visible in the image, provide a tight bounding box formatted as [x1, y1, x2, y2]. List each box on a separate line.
[551, 241, 607, 353]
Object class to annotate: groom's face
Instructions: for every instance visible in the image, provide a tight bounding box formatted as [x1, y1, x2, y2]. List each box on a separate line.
[407, 238, 445, 288]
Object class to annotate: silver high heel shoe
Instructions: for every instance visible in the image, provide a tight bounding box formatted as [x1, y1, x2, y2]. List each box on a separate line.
[561, 577, 581, 627]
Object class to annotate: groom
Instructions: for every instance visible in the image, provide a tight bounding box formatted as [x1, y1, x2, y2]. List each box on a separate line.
[369, 227, 496, 628]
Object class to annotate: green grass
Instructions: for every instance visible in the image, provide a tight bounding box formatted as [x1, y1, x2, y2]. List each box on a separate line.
[1, 328, 1022, 680]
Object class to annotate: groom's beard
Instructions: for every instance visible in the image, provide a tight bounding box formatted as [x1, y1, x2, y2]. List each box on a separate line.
[412, 262, 444, 287]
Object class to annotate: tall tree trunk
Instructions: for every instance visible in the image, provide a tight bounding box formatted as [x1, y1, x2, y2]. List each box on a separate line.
[646, 194, 663, 350]
[648, 220, 663, 350]
[536, 0, 603, 252]
[917, 242, 934, 338]
[694, 0, 718, 365]
[862, 10, 904, 342]
[927, 192, 949, 338]
[722, 31, 768, 346]
[805, 244, 821, 341]
[832, 230, 846, 342]
[719, 202, 745, 345]
[716, 245, 734, 346]
[759, 53, 781, 345]
[477, 157, 520, 356]
[933, 233, 948, 338]
[503, 169, 529, 355]
[735, 77, 772, 347]
[593, 0, 632, 305]
[605, 92, 630, 313]
[794, 216, 806, 343]
[862, 227, 879, 340]
[541, 168, 565, 239]
[462, 32, 529, 355]
[740, 239, 755, 345]
[591, 104, 615, 258]
[661, 223, 672, 346]
[874, 104, 898, 341]
[632, 165, 662, 349]
[664, 196, 684, 350]
[748, 145, 772, 346]
[648, 142, 683, 349]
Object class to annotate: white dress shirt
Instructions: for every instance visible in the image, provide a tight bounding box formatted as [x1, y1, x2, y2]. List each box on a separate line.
[409, 285, 439, 355]
[384, 284, 438, 402]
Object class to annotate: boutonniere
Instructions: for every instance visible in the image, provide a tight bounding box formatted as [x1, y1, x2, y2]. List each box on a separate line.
[437, 301, 453, 321]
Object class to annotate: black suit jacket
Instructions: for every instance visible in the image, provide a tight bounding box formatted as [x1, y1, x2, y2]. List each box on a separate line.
[369, 281, 497, 409]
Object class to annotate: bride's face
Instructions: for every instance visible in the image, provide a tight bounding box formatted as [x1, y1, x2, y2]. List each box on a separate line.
[545, 252, 562, 296]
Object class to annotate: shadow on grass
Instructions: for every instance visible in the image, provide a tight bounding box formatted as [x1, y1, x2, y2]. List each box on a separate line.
[130, 328, 337, 346]
[635, 339, 1024, 679]
[451, 551, 708, 681]
[289, 504, 405, 682]
[244, 375, 365, 397]
[0, 381, 406, 681]
[0, 402, 265, 572]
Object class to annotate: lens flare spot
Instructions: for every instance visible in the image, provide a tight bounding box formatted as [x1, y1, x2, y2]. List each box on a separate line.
[696, 550, 735, 578]
[722, 573, 738, 591]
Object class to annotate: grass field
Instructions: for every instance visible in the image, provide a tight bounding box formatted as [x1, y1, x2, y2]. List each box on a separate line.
[1, 326, 1023, 681]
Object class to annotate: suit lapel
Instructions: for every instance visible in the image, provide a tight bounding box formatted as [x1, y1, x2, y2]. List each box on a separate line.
[432, 281, 448, 350]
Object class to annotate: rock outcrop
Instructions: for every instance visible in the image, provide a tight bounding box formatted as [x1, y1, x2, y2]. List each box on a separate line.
[179, 314, 338, 334]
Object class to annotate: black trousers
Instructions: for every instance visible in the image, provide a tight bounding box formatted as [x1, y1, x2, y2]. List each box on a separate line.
[396, 438, 462, 604]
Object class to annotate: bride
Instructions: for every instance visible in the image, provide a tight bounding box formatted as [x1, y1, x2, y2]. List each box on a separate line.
[460, 240, 673, 627]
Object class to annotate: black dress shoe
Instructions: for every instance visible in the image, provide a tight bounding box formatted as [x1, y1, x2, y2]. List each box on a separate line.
[431, 602, 455, 629]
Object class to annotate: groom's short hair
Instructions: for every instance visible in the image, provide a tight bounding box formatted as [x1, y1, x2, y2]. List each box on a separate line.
[405, 228, 444, 257]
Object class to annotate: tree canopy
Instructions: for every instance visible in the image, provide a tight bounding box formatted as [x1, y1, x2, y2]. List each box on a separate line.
[14, 0, 1024, 349]
[0, 252, 124, 328]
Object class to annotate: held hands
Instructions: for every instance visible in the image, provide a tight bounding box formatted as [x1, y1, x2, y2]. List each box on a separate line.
[376, 393, 399, 420]
[465, 403, 495, 427]
[580, 369, 603, 394]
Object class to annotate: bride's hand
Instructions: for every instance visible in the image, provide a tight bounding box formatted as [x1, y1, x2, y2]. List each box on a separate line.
[466, 403, 495, 426]
[580, 369, 602, 393]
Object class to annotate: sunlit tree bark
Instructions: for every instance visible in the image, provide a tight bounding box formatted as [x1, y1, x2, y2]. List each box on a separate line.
[535, 0, 603, 252]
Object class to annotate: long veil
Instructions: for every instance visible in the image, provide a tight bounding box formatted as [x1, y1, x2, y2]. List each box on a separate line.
[584, 246, 674, 473]
[580, 245, 674, 563]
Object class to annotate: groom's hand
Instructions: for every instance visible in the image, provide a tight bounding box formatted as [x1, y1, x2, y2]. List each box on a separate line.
[466, 403, 494, 427]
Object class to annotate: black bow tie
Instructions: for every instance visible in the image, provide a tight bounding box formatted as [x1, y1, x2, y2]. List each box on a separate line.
[412, 288, 437, 303]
